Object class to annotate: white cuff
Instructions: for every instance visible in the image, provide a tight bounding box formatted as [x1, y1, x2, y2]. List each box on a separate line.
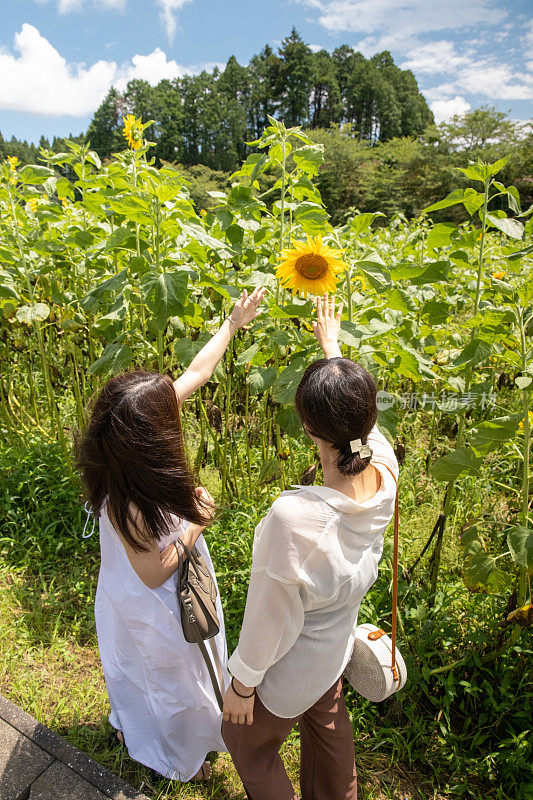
[228, 648, 267, 688]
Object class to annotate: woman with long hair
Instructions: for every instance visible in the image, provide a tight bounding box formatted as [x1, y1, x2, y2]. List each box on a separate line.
[76, 287, 265, 783]
[222, 295, 399, 800]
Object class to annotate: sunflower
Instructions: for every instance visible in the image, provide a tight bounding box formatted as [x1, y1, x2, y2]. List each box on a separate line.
[123, 115, 143, 151]
[276, 235, 346, 296]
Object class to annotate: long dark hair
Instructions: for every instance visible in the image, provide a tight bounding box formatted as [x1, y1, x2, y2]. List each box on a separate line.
[295, 357, 378, 476]
[75, 371, 210, 551]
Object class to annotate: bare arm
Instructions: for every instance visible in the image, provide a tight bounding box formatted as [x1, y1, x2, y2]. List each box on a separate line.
[313, 293, 343, 358]
[116, 488, 215, 590]
[174, 286, 265, 405]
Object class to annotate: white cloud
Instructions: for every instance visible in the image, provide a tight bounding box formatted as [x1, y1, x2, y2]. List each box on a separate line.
[431, 95, 471, 123]
[118, 48, 182, 88]
[455, 63, 533, 100]
[401, 40, 470, 74]
[300, 0, 508, 53]
[0, 24, 116, 115]
[0, 24, 215, 117]
[157, 0, 193, 41]
[34, 0, 126, 12]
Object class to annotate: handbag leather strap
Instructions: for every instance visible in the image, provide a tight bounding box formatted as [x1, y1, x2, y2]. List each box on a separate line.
[372, 460, 400, 683]
[176, 539, 225, 711]
[184, 600, 225, 711]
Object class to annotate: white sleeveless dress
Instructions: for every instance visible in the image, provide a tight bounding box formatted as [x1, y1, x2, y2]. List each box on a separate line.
[94, 503, 229, 781]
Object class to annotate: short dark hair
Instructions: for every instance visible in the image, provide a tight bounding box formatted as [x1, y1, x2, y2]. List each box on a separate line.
[75, 371, 210, 551]
[295, 357, 378, 476]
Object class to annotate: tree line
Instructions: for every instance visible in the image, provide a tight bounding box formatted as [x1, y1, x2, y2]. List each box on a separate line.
[1, 29, 530, 223]
[84, 28, 433, 169]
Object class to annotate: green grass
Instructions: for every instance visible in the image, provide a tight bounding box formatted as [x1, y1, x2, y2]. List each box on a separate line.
[0, 422, 531, 800]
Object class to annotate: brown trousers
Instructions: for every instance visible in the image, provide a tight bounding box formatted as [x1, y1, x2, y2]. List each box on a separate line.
[222, 679, 357, 800]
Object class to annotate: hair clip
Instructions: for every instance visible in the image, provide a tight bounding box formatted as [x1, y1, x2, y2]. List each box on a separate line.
[350, 438, 372, 458]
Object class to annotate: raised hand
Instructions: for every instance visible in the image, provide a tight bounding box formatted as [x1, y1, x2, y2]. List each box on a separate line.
[229, 287, 266, 329]
[312, 293, 343, 359]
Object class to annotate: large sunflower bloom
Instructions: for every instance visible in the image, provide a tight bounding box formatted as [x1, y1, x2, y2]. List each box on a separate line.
[123, 115, 143, 151]
[276, 235, 346, 296]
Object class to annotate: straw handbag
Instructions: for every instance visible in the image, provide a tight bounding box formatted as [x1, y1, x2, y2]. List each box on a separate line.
[344, 461, 407, 702]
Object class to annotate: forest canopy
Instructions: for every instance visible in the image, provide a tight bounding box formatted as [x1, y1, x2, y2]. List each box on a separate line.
[1, 30, 530, 222]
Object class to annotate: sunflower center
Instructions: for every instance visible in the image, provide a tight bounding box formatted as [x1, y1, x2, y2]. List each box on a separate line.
[295, 254, 329, 280]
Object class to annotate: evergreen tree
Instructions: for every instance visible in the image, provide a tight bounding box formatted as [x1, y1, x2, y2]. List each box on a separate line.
[85, 87, 125, 159]
[276, 28, 314, 126]
[248, 45, 279, 137]
[310, 50, 343, 128]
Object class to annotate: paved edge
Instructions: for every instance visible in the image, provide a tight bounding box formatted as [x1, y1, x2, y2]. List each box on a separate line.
[0, 694, 151, 800]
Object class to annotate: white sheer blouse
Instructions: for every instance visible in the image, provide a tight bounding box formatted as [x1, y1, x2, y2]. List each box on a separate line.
[228, 424, 399, 718]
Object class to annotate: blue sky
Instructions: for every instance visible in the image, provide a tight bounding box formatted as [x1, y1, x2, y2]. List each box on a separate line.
[1, 0, 532, 144]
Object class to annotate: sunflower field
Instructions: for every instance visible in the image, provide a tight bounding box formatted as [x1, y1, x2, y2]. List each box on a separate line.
[0, 116, 532, 798]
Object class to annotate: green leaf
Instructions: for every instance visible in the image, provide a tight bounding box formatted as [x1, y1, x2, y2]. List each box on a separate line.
[377, 406, 398, 441]
[338, 319, 394, 348]
[86, 150, 101, 169]
[226, 224, 244, 247]
[173, 338, 203, 368]
[292, 144, 324, 177]
[258, 458, 280, 484]
[486, 214, 524, 240]
[74, 230, 94, 248]
[426, 223, 456, 250]
[143, 271, 189, 329]
[453, 338, 492, 368]
[32, 239, 66, 255]
[354, 260, 391, 293]
[275, 406, 302, 438]
[0, 282, 18, 299]
[0, 246, 15, 263]
[82, 269, 129, 305]
[389, 261, 450, 285]
[236, 343, 261, 366]
[386, 288, 416, 313]
[462, 188, 485, 215]
[421, 189, 465, 215]
[17, 164, 54, 185]
[507, 527, 533, 575]
[390, 340, 436, 381]
[430, 447, 481, 482]
[294, 202, 329, 236]
[421, 299, 450, 326]
[349, 212, 385, 236]
[107, 195, 152, 225]
[87, 342, 134, 377]
[215, 208, 233, 231]
[247, 366, 277, 395]
[487, 155, 510, 177]
[457, 164, 486, 183]
[180, 222, 231, 256]
[515, 375, 532, 390]
[463, 541, 512, 593]
[228, 186, 254, 210]
[15, 303, 50, 324]
[469, 414, 523, 456]
[272, 365, 305, 404]
[104, 227, 133, 251]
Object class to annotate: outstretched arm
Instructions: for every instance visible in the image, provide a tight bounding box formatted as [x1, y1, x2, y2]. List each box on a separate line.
[174, 286, 265, 405]
[313, 293, 343, 358]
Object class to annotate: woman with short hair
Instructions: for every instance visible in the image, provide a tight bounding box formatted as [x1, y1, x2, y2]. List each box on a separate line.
[222, 295, 399, 800]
